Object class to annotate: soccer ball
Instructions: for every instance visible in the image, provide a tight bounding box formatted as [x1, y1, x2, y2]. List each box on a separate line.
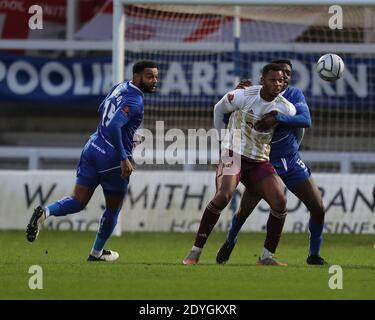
[316, 53, 345, 82]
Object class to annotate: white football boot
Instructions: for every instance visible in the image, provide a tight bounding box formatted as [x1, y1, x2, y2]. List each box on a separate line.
[87, 249, 120, 262]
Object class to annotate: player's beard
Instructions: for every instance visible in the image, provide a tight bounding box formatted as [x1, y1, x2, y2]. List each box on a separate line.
[271, 86, 282, 97]
[138, 79, 156, 93]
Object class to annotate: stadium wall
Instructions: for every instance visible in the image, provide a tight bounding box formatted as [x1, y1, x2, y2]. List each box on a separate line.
[0, 171, 374, 234]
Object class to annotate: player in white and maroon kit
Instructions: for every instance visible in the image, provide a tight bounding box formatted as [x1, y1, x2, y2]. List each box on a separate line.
[183, 63, 296, 265]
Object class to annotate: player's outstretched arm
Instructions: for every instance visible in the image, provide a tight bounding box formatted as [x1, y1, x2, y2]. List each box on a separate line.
[256, 94, 311, 132]
[276, 89, 311, 128]
[276, 102, 311, 128]
[257, 103, 311, 132]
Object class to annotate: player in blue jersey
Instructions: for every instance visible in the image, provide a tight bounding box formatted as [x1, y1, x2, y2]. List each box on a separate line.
[216, 60, 327, 265]
[26, 60, 158, 262]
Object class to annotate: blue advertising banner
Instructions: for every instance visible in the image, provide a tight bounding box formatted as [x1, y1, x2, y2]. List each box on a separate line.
[0, 52, 371, 107]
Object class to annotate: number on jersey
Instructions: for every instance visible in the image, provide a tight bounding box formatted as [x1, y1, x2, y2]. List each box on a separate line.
[102, 99, 116, 127]
[297, 158, 306, 169]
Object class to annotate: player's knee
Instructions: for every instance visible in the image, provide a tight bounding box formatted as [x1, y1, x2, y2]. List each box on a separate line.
[222, 192, 233, 205]
[70, 194, 89, 209]
[104, 193, 125, 209]
[311, 202, 325, 223]
[214, 192, 232, 208]
[317, 203, 325, 217]
[270, 195, 287, 213]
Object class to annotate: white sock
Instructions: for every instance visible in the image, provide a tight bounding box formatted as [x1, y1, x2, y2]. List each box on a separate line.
[192, 246, 202, 252]
[261, 247, 274, 260]
[90, 249, 103, 258]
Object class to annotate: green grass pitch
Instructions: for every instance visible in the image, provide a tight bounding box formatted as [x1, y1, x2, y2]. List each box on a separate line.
[1, 231, 374, 300]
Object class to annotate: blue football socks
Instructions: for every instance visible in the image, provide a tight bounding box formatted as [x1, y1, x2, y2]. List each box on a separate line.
[46, 196, 83, 217]
[226, 214, 244, 247]
[91, 208, 121, 256]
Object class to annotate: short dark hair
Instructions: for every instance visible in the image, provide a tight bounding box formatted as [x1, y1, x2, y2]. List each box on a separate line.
[262, 63, 283, 77]
[271, 59, 293, 69]
[133, 60, 157, 74]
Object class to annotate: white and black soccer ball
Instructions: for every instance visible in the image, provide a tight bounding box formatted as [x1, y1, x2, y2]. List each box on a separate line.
[316, 53, 345, 82]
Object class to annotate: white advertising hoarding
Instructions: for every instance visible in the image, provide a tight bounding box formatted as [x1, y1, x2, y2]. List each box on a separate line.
[0, 171, 374, 234]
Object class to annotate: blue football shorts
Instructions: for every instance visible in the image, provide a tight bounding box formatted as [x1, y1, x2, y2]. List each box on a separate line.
[271, 152, 311, 189]
[76, 132, 129, 195]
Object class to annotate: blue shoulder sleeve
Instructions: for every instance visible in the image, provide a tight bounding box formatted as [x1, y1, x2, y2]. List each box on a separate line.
[276, 90, 312, 128]
[106, 99, 139, 160]
[98, 84, 118, 114]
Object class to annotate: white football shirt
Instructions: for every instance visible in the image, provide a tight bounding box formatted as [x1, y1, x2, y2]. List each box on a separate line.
[214, 85, 296, 161]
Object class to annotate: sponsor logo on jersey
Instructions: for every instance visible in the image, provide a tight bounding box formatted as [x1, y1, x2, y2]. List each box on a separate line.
[222, 160, 233, 168]
[90, 142, 106, 154]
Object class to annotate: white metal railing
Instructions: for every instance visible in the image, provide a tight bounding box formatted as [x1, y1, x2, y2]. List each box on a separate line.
[0, 146, 374, 173]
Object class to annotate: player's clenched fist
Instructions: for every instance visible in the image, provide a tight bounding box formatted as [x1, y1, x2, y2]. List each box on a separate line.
[255, 110, 278, 132]
[121, 158, 134, 178]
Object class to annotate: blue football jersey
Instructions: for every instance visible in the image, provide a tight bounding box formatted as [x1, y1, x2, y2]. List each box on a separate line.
[270, 87, 311, 160]
[96, 81, 144, 160]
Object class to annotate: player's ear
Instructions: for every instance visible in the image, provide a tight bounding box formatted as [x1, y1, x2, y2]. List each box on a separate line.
[132, 72, 141, 84]
[260, 77, 264, 85]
